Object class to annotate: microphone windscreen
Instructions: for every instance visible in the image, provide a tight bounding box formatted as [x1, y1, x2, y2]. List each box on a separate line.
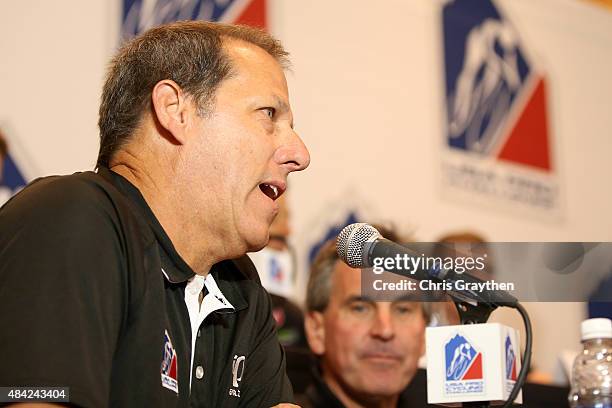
[336, 223, 381, 268]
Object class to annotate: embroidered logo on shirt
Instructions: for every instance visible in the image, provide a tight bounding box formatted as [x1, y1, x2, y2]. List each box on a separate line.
[228, 354, 246, 397]
[161, 330, 179, 394]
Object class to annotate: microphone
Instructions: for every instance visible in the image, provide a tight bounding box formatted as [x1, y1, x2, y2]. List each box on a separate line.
[336, 223, 517, 306]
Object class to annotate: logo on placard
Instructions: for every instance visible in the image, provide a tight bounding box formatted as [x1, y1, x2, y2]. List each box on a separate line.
[445, 333, 484, 395]
[441, 0, 558, 214]
[161, 330, 179, 394]
[505, 335, 517, 381]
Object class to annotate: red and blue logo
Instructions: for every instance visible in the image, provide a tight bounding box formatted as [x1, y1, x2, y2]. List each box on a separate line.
[445, 333, 484, 394]
[1, 153, 26, 191]
[505, 335, 517, 381]
[122, 0, 267, 39]
[161, 330, 179, 394]
[269, 256, 284, 283]
[0, 152, 27, 206]
[0, 128, 30, 206]
[443, 0, 552, 171]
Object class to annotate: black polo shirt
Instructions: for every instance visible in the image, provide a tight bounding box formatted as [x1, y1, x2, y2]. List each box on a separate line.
[296, 366, 431, 408]
[0, 167, 293, 407]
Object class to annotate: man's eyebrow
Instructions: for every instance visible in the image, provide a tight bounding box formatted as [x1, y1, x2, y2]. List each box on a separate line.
[273, 95, 290, 112]
[391, 294, 421, 303]
[272, 95, 294, 128]
[344, 295, 374, 305]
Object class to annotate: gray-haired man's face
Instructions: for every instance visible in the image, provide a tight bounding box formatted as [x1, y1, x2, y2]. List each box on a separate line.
[305, 261, 426, 401]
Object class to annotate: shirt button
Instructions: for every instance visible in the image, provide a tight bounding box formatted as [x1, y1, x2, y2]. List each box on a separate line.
[195, 365, 204, 380]
[197, 329, 201, 338]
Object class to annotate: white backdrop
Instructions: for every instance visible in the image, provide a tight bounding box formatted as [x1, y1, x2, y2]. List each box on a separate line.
[1, 0, 611, 382]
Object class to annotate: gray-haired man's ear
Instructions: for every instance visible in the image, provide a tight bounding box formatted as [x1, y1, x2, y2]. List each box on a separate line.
[304, 311, 326, 356]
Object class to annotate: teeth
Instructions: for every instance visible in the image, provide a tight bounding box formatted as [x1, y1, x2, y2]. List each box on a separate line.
[260, 183, 280, 200]
[270, 185, 279, 199]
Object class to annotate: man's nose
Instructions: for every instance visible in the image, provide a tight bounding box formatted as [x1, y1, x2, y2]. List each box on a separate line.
[274, 129, 310, 172]
[370, 307, 395, 340]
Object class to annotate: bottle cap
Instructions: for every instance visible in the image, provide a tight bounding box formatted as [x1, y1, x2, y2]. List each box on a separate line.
[581, 318, 612, 340]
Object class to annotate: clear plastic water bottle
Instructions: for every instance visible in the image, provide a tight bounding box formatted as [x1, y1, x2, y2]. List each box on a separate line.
[569, 318, 612, 408]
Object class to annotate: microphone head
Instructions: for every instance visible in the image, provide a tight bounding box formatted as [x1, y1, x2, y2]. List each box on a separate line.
[336, 223, 381, 268]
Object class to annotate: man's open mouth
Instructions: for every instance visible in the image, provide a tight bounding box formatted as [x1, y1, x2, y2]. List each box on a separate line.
[259, 183, 281, 201]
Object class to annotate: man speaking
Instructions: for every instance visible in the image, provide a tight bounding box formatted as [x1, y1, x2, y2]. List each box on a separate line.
[0, 21, 309, 407]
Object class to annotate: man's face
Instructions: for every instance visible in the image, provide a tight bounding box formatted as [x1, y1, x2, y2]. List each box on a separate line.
[306, 262, 426, 400]
[182, 40, 309, 255]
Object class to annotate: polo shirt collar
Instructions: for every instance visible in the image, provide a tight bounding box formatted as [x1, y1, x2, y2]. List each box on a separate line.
[212, 260, 248, 312]
[186, 273, 235, 316]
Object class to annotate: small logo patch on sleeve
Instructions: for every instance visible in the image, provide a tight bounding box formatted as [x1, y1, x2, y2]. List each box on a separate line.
[161, 330, 179, 394]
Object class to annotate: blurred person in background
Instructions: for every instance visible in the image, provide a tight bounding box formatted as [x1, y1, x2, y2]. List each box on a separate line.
[431, 231, 552, 384]
[428, 231, 492, 326]
[300, 226, 429, 408]
[249, 193, 308, 348]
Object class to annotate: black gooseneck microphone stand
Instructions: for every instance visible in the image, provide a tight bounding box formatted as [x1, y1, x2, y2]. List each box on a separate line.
[449, 297, 532, 408]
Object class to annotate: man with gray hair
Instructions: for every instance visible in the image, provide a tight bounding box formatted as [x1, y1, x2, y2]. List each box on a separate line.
[301, 227, 429, 408]
[0, 21, 308, 407]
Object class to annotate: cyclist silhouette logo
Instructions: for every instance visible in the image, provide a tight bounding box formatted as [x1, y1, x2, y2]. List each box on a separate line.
[447, 342, 473, 380]
[444, 333, 484, 394]
[442, 0, 553, 171]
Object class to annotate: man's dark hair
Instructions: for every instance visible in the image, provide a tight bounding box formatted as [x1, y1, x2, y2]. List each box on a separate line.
[97, 21, 289, 168]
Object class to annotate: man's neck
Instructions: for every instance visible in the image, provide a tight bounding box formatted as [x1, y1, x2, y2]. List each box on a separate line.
[109, 160, 215, 275]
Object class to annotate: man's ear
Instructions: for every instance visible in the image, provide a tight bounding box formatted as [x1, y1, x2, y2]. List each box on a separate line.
[304, 311, 326, 356]
[151, 79, 192, 145]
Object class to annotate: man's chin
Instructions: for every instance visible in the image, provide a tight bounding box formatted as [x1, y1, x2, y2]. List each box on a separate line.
[243, 230, 270, 253]
[355, 381, 406, 399]
[247, 240, 267, 253]
[353, 372, 412, 396]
